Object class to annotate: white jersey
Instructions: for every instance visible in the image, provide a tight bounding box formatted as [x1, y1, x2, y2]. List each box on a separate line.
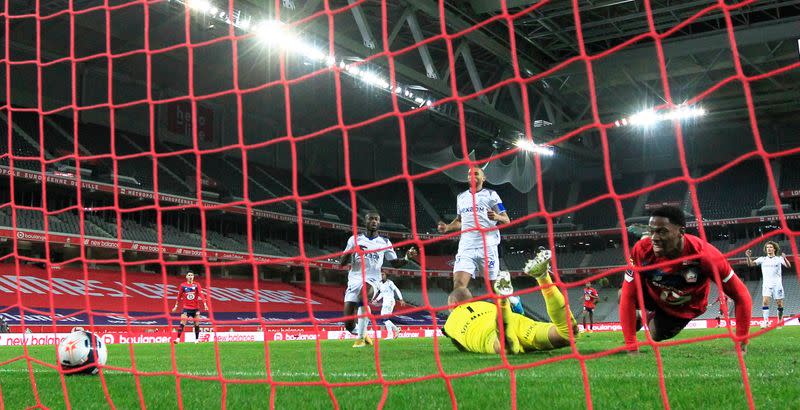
[754, 256, 784, 284]
[344, 234, 397, 283]
[374, 279, 403, 306]
[456, 188, 505, 252]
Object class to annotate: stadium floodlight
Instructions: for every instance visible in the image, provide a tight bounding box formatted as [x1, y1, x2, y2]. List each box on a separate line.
[515, 138, 554, 156]
[253, 20, 287, 45]
[629, 109, 659, 127]
[177, 1, 438, 108]
[360, 71, 389, 89]
[615, 105, 706, 128]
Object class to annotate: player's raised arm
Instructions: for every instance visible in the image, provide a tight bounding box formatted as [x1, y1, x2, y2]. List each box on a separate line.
[487, 190, 510, 225]
[437, 216, 461, 234]
[388, 246, 417, 268]
[745, 249, 756, 267]
[486, 209, 510, 224]
[781, 252, 791, 268]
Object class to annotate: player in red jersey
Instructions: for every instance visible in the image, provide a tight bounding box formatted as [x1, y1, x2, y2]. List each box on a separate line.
[711, 293, 732, 328]
[580, 282, 600, 332]
[620, 206, 752, 353]
[171, 271, 208, 343]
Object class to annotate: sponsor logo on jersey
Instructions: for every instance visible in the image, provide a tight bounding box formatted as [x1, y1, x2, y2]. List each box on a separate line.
[659, 290, 691, 305]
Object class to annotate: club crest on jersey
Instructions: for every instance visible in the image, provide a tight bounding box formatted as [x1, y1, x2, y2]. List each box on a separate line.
[683, 268, 698, 283]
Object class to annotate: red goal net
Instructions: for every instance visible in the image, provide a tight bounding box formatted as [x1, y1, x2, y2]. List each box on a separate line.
[1, 0, 799, 408]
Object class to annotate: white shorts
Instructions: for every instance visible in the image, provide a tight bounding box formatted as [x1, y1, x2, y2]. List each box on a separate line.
[453, 246, 500, 281]
[380, 303, 395, 316]
[762, 282, 784, 300]
[344, 278, 380, 304]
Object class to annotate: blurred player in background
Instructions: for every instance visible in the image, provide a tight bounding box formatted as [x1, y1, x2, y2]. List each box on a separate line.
[711, 293, 732, 328]
[620, 206, 752, 353]
[171, 271, 208, 343]
[372, 272, 406, 339]
[746, 241, 791, 328]
[437, 167, 509, 303]
[580, 281, 600, 332]
[340, 211, 417, 347]
[443, 250, 578, 354]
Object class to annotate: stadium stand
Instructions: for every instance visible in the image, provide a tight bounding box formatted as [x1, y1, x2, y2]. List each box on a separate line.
[694, 161, 767, 220]
[780, 156, 800, 190]
[572, 182, 618, 229]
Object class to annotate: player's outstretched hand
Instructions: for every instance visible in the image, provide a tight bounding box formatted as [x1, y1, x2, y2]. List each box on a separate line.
[487, 210, 498, 221]
[399, 300, 406, 307]
[745, 249, 752, 257]
[437, 221, 447, 233]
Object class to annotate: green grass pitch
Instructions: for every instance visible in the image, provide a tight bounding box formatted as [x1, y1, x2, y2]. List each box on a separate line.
[1, 327, 797, 409]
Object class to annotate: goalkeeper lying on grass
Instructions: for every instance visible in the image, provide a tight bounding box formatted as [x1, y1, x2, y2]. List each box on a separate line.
[443, 251, 579, 354]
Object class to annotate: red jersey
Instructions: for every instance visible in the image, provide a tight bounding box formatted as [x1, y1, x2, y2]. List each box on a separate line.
[620, 234, 751, 347]
[176, 281, 206, 310]
[583, 287, 599, 308]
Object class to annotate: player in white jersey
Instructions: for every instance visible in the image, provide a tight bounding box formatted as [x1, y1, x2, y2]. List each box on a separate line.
[372, 272, 405, 339]
[746, 241, 791, 328]
[437, 167, 510, 303]
[340, 211, 417, 347]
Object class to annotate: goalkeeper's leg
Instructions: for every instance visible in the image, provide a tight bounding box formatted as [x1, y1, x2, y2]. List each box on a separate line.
[524, 251, 578, 347]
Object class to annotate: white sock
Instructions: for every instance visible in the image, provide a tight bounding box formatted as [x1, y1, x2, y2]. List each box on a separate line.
[385, 320, 396, 334]
[356, 307, 368, 338]
[762, 306, 770, 324]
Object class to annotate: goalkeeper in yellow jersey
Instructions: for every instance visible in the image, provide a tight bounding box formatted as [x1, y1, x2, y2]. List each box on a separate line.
[443, 250, 578, 354]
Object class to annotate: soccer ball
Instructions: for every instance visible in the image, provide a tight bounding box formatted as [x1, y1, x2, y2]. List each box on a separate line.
[57, 329, 108, 375]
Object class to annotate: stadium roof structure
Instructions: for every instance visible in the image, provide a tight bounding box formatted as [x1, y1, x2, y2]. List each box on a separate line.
[6, 0, 800, 164]
[237, 0, 800, 155]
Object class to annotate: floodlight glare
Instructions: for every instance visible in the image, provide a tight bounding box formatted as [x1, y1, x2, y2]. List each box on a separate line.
[617, 105, 706, 128]
[253, 20, 287, 44]
[188, 0, 212, 12]
[514, 139, 554, 156]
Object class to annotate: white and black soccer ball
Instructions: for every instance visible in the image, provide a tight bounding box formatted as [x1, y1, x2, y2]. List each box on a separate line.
[57, 329, 108, 375]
